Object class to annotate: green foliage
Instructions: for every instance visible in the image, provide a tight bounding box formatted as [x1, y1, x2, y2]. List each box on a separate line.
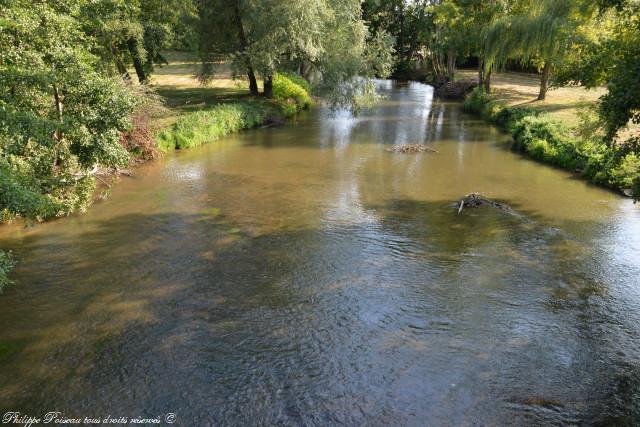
[362, 0, 427, 67]
[552, 3, 639, 141]
[0, 250, 15, 291]
[272, 74, 311, 110]
[464, 87, 640, 199]
[609, 153, 640, 190]
[279, 71, 312, 94]
[0, 0, 142, 221]
[80, 0, 197, 82]
[157, 102, 287, 150]
[198, 0, 393, 107]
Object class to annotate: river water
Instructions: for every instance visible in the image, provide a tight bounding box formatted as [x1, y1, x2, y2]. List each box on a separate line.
[1, 81, 639, 426]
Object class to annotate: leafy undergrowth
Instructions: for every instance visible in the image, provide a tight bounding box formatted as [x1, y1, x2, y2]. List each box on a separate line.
[0, 250, 15, 292]
[464, 88, 640, 200]
[157, 73, 311, 151]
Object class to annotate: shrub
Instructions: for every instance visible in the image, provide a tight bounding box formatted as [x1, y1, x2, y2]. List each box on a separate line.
[158, 104, 256, 150]
[273, 74, 312, 111]
[280, 71, 312, 94]
[157, 101, 293, 151]
[0, 250, 15, 292]
[120, 111, 162, 161]
[609, 153, 640, 190]
[462, 87, 489, 114]
[463, 87, 640, 199]
[156, 78, 312, 152]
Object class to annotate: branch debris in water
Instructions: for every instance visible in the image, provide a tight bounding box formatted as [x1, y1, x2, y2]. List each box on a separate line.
[385, 144, 439, 154]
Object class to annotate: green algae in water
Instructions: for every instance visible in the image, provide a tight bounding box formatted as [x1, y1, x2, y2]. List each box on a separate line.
[199, 208, 221, 218]
[0, 340, 25, 363]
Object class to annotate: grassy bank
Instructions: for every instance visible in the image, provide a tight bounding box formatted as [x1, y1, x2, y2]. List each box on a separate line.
[463, 87, 640, 199]
[456, 70, 606, 127]
[151, 53, 311, 151]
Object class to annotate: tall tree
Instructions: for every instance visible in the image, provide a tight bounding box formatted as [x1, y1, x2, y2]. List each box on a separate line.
[81, 0, 196, 84]
[0, 0, 139, 221]
[198, 0, 393, 103]
[554, 0, 640, 140]
[484, 0, 597, 100]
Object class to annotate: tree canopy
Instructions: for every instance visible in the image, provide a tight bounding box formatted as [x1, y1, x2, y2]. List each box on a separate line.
[198, 0, 394, 108]
[1, 0, 139, 221]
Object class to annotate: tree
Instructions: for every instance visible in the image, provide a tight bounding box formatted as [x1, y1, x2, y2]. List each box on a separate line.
[429, 0, 469, 82]
[555, 1, 639, 141]
[484, 0, 597, 100]
[0, 0, 139, 221]
[80, 0, 197, 84]
[197, 0, 260, 94]
[198, 0, 394, 105]
[362, 0, 431, 75]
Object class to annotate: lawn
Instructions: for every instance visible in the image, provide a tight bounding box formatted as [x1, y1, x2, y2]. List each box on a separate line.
[147, 51, 271, 127]
[146, 51, 308, 151]
[456, 69, 606, 127]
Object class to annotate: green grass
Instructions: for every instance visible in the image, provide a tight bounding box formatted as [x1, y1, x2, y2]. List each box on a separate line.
[464, 88, 640, 199]
[0, 339, 24, 362]
[157, 101, 286, 150]
[455, 69, 606, 127]
[151, 53, 312, 151]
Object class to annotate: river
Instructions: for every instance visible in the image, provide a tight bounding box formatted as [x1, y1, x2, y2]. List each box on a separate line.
[1, 81, 639, 425]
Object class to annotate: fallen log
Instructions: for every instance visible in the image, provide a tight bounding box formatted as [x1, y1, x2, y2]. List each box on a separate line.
[434, 79, 478, 99]
[456, 193, 513, 215]
[385, 144, 439, 154]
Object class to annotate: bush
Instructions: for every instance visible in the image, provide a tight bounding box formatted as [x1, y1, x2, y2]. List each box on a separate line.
[609, 153, 640, 190]
[463, 87, 640, 199]
[510, 115, 584, 169]
[156, 75, 312, 152]
[273, 74, 312, 111]
[158, 103, 263, 150]
[280, 71, 312, 94]
[120, 112, 162, 161]
[157, 101, 295, 151]
[462, 87, 489, 114]
[0, 250, 15, 292]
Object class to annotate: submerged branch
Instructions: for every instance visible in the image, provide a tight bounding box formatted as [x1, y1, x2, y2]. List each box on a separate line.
[385, 144, 439, 153]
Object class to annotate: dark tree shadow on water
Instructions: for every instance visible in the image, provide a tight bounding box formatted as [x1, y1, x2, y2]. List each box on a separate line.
[0, 199, 638, 426]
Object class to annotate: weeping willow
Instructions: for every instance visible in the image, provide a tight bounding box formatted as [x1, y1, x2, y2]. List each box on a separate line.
[483, 0, 597, 100]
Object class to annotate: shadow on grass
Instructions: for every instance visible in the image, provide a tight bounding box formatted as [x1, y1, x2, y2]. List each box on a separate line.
[156, 86, 254, 109]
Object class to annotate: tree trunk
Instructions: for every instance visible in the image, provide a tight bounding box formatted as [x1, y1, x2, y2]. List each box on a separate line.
[484, 66, 492, 93]
[127, 38, 147, 84]
[538, 61, 552, 101]
[52, 84, 64, 166]
[300, 61, 312, 81]
[263, 74, 273, 98]
[233, 1, 259, 95]
[53, 84, 63, 123]
[446, 48, 456, 81]
[478, 57, 484, 86]
[247, 68, 258, 95]
[398, 4, 405, 62]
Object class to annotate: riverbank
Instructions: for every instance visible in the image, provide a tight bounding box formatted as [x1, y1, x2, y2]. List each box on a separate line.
[150, 52, 310, 151]
[456, 69, 606, 127]
[0, 54, 312, 289]
[459, 73, 639, 200]
[2, 81, 639, 424]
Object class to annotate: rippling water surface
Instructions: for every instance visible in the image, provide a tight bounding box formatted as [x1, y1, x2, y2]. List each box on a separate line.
[1, 81, 639, 425]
